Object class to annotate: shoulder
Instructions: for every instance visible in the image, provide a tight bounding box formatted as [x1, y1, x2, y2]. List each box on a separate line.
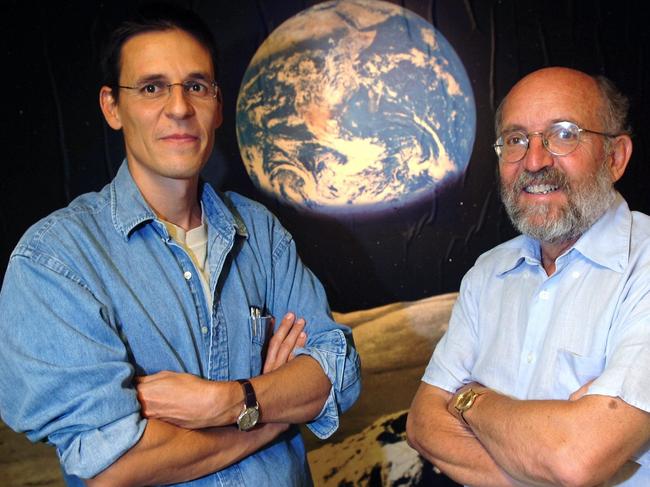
[221, 191, 278, 219]
[10, 185, 111, 264]
[469, 235, 527, 276]
[215, 190, 293, 255]
[630, 210, 650, 247]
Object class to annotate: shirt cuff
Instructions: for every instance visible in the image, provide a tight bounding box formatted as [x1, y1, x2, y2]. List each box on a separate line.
[294, 328, 360, 439]
[53, 412, 146, 479]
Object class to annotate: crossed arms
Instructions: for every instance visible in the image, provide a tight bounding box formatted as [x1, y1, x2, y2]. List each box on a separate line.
[88, 313, 331, 486]
[407, 381, 650, 486]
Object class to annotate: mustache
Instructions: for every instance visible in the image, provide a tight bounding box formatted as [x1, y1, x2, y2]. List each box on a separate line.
[512, 167, 569, 193]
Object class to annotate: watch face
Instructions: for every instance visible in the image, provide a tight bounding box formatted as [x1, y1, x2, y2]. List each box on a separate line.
[455, 390, 477, 411]
[238, 406, 260, 431]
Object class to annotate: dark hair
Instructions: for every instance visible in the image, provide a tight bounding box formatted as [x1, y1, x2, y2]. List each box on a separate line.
[101, 3, 219, 101]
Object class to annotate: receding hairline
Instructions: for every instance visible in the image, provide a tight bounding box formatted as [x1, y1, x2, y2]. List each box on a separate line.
[495, 68, 607, 136]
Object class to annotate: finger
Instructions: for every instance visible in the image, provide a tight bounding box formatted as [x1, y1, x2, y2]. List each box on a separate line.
[264, 313, 295, 373]
[274, 318, 305, 366]
[135, 370, 172, 384]
[288, 331, 307, 361]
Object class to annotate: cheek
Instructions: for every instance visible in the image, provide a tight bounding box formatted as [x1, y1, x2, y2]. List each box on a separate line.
[498, 165, 519, 189]
[121, 114, 156, 146]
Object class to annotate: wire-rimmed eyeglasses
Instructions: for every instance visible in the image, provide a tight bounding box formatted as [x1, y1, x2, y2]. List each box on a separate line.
[118, 79, 219, 101]
[493, 121, 619, 164]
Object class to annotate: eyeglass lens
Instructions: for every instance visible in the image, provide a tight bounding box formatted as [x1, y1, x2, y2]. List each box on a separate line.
[496, 122, 581, 163]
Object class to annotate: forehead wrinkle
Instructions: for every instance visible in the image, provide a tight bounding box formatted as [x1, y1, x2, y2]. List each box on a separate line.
[501, 118, 583, 135]
[502, 69, 603, 132]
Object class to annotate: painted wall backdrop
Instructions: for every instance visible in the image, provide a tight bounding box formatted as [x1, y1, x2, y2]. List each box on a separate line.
[2, 1, 650, 486]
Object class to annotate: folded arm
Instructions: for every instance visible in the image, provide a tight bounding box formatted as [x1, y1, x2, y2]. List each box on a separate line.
[136, 312, 331, 430]
[86, 419, 286, 487]
[88, 314, 315, 486]
[406, 382, 519, 487]
[450, 383, 650, 486]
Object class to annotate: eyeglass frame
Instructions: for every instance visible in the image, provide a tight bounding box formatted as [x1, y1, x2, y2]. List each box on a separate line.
[117, 79, 220, 101]
[493, 120, 620, 164]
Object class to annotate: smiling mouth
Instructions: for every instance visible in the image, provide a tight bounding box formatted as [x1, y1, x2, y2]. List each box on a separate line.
[524, 184, 559, 195]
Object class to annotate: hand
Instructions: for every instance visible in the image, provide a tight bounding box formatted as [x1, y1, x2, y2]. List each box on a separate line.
[135, 371, 237, 429]
[569, 378, 596, 401]
[262, 312, 307, 374]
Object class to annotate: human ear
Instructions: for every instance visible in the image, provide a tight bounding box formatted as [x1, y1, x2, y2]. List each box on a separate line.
[99, 86, 123, 130]
[607, 135, 633, 183]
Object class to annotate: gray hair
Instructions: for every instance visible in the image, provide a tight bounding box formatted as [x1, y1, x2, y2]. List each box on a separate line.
[594, 75, 631, 135]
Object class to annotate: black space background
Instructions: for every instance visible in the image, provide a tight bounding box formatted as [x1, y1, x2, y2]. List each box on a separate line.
[3, 0, 650, 312]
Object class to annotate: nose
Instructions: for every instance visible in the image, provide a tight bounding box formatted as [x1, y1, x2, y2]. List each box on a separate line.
[522, 133, 554, 172]
[164, 84, 195, 119]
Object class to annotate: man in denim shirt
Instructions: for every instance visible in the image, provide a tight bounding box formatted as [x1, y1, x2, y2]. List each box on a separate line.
[0, 5, 360, 486]
[408, 68, 650, 485]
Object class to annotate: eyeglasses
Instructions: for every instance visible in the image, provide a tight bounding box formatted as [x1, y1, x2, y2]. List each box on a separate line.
[493, 121, 618, 164]
[118, 80, 219, 101]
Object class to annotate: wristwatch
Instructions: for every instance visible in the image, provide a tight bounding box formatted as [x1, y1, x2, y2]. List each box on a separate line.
[236, 379, 260, 431]
[453, 388, 483, 425]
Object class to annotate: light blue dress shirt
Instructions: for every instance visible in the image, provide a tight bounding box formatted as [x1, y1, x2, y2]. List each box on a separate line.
[423, 193, 650, 483]
[0, 162, 361, 485]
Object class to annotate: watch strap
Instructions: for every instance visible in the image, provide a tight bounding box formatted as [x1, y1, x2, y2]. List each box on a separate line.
[237, 379, 257, 408]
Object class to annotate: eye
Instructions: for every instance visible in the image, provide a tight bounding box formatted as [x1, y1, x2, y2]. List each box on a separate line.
[550, 123, 579, 141]
[557, 128, 576, 140]
[138, 81, 166, 97]
[504, 132, 527, 146]
[184, 80, 209, 95]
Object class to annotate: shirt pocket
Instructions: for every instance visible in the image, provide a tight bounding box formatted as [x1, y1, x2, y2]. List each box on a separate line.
[552, 348, 605, 399]
[249, 314, 273, 375]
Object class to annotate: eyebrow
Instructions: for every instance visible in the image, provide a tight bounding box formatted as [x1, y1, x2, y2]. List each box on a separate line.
[500, 118, 580, 134]
[132, 72, 213, 85]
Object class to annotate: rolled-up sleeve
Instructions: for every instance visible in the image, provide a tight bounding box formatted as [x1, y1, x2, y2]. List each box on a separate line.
[0, 249, 145, 478]
[295, 327, 361, 438]
[269, 224, 361, 439]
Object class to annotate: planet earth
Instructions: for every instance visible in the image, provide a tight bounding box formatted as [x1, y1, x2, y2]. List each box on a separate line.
[236, 0, 476, 215]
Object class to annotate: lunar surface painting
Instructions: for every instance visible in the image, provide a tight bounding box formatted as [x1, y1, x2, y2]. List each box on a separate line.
[236, 0, 476, 215]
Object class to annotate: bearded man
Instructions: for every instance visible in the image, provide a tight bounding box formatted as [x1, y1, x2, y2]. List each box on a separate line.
[407, 67, 650, 486]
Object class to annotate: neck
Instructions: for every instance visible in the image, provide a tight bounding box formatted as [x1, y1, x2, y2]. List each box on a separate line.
[540, 237, 579, 276]
[130, 166, 203, 231]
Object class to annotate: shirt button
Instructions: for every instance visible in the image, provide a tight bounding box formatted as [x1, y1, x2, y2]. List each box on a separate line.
[572, 271, 580, 279]
[539, 290, 550, 300]
[201, 326, 209, 335]
[527, 353, 534, 364]
[183, 271, 192, 280]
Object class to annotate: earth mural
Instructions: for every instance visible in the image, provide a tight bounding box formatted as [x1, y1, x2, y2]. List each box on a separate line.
[236, 0, 476, 215]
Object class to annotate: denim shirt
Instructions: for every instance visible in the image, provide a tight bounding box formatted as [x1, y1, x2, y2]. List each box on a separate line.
[424, 193, 650, 481]
[0, 162, 361, 485]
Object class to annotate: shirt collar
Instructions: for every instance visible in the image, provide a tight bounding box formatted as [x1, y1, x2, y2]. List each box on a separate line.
[497, 192, 630, 276]
[496, 236, 540, 276]
[110, 162, 156, 240]
[199, 183, 248, 239]
[110, 160, 248, 241]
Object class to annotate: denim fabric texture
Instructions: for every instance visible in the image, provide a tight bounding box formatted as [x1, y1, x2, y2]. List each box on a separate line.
[423, 193, 650, 482]
[0, 161, 361, 486]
